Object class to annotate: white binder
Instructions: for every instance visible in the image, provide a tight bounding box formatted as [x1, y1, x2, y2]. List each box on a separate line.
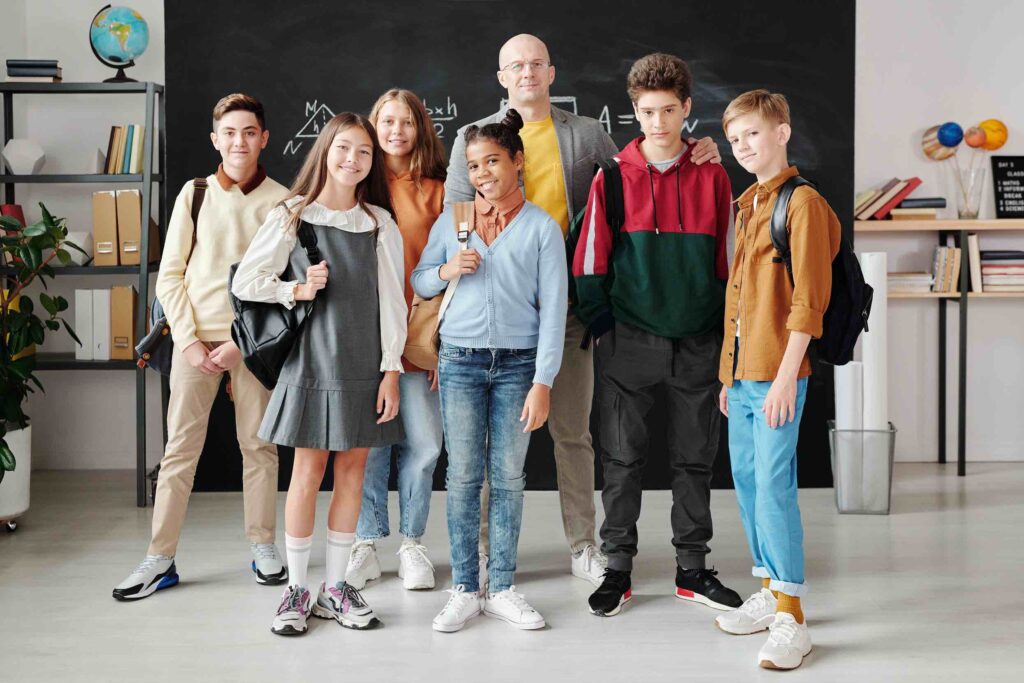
[74, 289, 94, 361]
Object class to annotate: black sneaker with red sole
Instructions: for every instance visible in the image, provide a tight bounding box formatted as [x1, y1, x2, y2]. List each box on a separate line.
[674, 567, 742, 610]
[588, 568, 632, 617]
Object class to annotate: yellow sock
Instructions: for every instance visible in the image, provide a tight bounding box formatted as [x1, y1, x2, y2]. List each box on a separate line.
[776, 593, 804, 624]
[762, 578, 779, 598]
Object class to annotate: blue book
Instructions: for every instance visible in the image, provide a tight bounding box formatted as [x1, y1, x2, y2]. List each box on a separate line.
[122, 125, 134, 174]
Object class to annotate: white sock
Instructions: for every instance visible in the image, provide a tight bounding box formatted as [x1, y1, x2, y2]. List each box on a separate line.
[326, 530, 355, 588]
[285, 533, 313, 590]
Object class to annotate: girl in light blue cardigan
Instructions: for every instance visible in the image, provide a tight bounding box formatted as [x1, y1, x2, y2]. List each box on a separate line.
[411, 109, 566, 633]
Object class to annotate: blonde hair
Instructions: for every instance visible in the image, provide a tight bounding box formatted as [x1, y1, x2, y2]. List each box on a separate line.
[369, 88, 447, 183]
[212, 93, 265, 130]
[281, 113, 394, 232]
[722, 89, 790, 134]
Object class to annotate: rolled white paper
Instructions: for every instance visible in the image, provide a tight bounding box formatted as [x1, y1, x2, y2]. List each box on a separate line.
[834, 361, 864, 510]
[859, 252, 890, 510]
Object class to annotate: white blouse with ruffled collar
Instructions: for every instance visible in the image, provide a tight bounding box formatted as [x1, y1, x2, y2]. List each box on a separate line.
[230, 197, 407, 373]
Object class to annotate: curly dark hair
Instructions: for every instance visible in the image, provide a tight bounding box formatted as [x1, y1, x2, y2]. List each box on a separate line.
[627, 53, 692, 104]
[464, 108, 525, 158]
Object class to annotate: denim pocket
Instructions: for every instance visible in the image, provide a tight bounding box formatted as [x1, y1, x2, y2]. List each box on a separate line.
[439, 343, 467, 360]
[510, 347, 538, 361]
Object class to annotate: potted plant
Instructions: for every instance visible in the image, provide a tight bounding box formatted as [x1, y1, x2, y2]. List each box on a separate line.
[0, 204, 84, 531]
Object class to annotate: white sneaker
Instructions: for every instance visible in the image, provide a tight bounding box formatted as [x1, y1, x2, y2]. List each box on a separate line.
[271, 585, 311, 636]
[112, 555, 178, 601]
[483, 586, 545, 630]
[397, 540, 435, 590]
[571, 544, 608, 587]
[758, 612, 812, 670]
[716, 588, 778, 635]
[311, 581, 382, 630]
[479, 553, 488, 595]
[250, 543, 288, 585]
[432, 585, 482, 633]
[345, 539, 381, 590]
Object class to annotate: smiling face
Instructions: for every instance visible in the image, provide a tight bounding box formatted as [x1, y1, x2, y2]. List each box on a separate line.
[210, 110, 268, 174]
[496, 34, 554, 109]
[466, 138, 523, 201]
[633, 90, 691, 160]
[375, 99, 417, 161]
[726, 112, 791, 179]
[326, 125, 374, 188]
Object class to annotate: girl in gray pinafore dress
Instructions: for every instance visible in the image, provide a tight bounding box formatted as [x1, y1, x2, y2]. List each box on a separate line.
[231, 113, 407, 637]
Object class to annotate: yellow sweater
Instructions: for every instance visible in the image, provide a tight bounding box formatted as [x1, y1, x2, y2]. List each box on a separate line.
[155, 172, 288, 349]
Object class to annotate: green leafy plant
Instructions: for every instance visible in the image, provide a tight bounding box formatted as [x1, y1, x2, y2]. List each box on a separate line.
[0, 204, 86, 484]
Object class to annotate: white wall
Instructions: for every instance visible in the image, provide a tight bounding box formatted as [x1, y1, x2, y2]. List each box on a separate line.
[3, 0, 1020, 469]
[1, 0, 167, 470]
[856, 0, 1024, 462]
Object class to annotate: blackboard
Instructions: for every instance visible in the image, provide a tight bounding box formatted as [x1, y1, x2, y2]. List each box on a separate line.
[167, 1, 855, 491]
[992, 156, 1024, 218]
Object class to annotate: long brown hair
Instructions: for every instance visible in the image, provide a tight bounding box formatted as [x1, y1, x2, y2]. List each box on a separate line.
[369, 88, 447, 183]
[282, 112, 395, 231]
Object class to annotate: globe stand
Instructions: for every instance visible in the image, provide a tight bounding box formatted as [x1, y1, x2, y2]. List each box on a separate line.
[103, 62, 137, 84]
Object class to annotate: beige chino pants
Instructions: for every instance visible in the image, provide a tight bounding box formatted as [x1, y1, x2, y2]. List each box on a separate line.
[148, 343, 277, 557]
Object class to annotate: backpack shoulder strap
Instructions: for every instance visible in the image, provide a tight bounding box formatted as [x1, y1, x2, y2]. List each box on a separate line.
[452, 201, 475, 243]
[595, 158, 624, 242]
[296, 221, 321, 265]
[769, 175, 813, 283]
[186, 177, 208, 265]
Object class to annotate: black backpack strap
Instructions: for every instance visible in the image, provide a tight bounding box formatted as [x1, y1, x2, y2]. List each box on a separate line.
[769, 175, 814, 284]
[596, 158, 625, 243]
[296, 221, 321, 265]
[185, 177, 208, 265]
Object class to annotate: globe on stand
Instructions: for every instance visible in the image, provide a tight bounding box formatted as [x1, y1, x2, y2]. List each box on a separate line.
[89, 5, 150, 83]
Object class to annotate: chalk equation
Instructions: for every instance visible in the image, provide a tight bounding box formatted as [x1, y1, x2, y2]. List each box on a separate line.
[283, 95, 701, 157]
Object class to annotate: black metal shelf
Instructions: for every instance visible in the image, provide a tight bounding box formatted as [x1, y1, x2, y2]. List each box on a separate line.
[0, 174, 163, 184]
[32, 352, 138, 371]
[0, 82, 164, 94]
[2, 81, 166, 507]
[0, 262, 159, 276]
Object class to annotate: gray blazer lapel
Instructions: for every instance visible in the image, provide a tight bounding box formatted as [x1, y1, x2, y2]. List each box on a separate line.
[552, 106, 575, 216]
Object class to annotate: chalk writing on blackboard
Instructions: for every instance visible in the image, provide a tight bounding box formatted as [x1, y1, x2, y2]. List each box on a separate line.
[424, 96, 459, 139]
[284, 101, 337, 156]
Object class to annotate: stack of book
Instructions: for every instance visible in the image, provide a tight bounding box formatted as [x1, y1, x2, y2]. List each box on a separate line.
[931, 246, 962, 293]
[888, 272, 934, 294]
[980, 250, 1024, 293]
[855, 177, 924, 220]
[889, 197, 946, 221]
[103, 125, 146, 175]
[5, 59, 62, 82]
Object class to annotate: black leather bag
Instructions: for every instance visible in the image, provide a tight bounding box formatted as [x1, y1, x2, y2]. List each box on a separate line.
[135, 178, 208, 374]
[228, 221, 321, 391]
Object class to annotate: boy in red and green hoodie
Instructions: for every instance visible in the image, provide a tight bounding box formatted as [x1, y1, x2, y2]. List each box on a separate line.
[573, 53, 741, 617]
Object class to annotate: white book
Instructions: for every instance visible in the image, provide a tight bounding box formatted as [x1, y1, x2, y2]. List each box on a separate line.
[968, 234, 983, 293]
[74, 290, 94, 361]
[92, 289, 111, 361]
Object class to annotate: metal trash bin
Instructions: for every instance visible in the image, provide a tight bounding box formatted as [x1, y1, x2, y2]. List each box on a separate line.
[828, 420, 897, 515]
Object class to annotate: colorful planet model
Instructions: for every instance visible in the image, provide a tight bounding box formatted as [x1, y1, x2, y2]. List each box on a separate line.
[922, 125, 957, 160]
[964, 126, 987, 148]
[937, 122, 963, 147]
[979, 119, 1008, 151]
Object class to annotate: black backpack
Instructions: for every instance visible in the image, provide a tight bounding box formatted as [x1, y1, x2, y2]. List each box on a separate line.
[228, 221, 321, 390]
[769, 176, 873, 366]
[566, 158, 624, 315]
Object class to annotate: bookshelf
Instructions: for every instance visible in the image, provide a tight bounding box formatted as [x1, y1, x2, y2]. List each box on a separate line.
[1, 82, 167, 507]
[854, 218, 1024, 476]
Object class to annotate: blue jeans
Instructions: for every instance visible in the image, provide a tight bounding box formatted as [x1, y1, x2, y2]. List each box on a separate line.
[727, 377, 809, 597]
[356, 371, 443, 540]
[439, 342, 535, 593]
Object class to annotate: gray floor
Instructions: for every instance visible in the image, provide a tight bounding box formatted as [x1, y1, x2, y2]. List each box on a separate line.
[1, 463, 1020, 682]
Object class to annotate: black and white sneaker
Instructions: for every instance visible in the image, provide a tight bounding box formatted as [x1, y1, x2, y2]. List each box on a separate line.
[588, 569, 632, 617]
[112, 555, 179, 601]
[250, 543, 287, 585]
[674, 567, 743, 611]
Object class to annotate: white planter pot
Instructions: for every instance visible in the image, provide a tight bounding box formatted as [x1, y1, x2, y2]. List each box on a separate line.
[0, 425, 31, 523]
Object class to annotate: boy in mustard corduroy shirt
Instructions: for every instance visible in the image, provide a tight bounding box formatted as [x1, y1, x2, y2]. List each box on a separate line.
[715, 89, 841, 671]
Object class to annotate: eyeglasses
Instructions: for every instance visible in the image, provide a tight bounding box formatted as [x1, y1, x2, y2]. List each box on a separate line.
[500, 60, 551, 74]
